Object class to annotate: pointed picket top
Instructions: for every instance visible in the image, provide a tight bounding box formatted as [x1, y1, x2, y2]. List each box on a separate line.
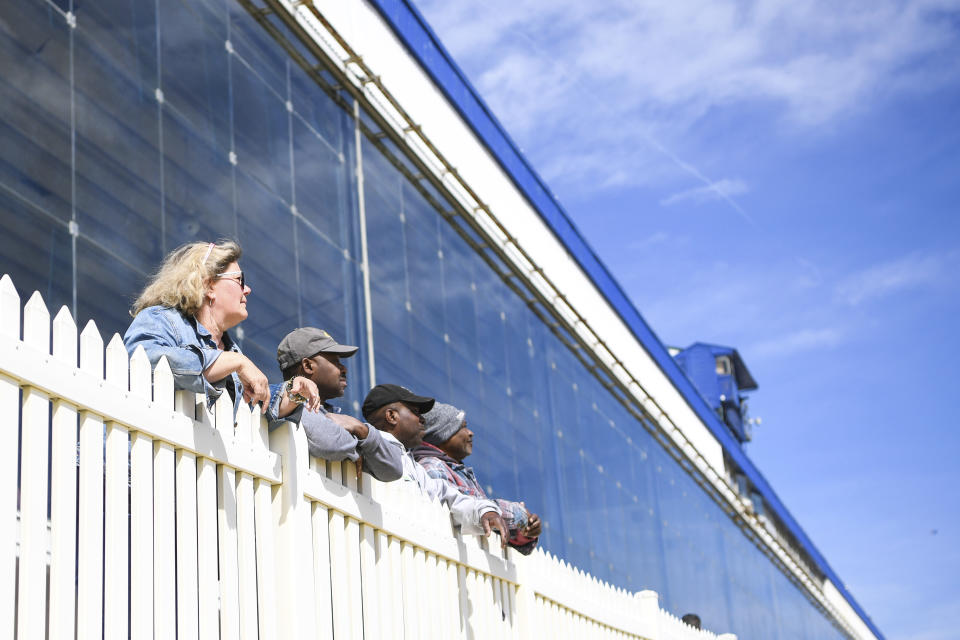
[105, 334, 129, 390]
[214, 389, 233, 434]
[23, 290, 50, 353]
[153, 357, 174, 412]
[129, 345, 152, 400]
[0, 274, 21, 339]
[52, 306, 77, 366]
[79, 319, 104, 378]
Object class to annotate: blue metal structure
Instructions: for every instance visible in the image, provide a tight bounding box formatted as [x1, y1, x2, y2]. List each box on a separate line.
[673, 343, 757, 443]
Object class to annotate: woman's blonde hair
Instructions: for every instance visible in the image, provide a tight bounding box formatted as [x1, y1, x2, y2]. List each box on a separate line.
[131, 240, 243, 317]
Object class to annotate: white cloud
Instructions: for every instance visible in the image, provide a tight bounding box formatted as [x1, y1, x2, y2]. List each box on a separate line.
[660, 178, 749, 207]
[626, 231, 671, 251]
[747, 327, 844, 360]
[415, 0, 960, 201]
[835, 251, 955, 306]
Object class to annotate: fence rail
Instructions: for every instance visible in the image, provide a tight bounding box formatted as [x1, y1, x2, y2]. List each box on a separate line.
[0, 273, 734, 640]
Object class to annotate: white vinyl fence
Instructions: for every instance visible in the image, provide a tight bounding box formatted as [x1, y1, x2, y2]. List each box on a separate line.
[0, 274, 735, 640]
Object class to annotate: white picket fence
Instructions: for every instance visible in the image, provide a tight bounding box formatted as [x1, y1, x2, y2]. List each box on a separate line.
[0, 273, 735, 640]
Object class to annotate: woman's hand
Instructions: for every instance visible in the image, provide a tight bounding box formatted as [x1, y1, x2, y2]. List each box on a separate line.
[236, 356, 271, 413]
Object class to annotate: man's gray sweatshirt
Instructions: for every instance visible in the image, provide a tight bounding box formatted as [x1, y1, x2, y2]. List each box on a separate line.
[301, 404, 404, 482]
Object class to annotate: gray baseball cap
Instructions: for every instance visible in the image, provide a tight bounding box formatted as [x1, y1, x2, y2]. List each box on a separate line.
[277, 327, 358, 370]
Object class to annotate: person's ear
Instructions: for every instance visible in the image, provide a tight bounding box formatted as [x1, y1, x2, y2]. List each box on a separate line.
[301, 357, 315, 375]
[385, 406, 399, 427]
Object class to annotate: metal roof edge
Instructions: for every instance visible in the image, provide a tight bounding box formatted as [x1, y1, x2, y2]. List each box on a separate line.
[364, 1, 883, 637]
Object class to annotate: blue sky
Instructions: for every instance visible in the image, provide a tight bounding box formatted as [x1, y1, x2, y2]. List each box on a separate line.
[412, 1, 960, 638]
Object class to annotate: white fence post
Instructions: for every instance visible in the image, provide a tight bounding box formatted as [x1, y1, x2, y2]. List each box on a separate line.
[253, 412, 280, 640]
[76, 320, 104, 640]
[49, 306, 78, 640]
[0, 275, 18, 640]
[104, 335, 130, 640]
[513, 551, 538, 639]
[129, 345, 154, 639]
[270, 422, 320, 639]
[17, 292, 50, 640]
[637, 590, 661, 640]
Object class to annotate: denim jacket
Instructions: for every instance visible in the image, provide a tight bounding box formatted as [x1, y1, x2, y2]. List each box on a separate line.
[123, 305, 293, 424]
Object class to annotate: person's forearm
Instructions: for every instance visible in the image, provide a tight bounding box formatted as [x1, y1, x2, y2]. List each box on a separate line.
[356, 428, 403, 482]
[202, 350, 244, 383]
[276, 395, 299, 418]
[303, 412, 360, 461]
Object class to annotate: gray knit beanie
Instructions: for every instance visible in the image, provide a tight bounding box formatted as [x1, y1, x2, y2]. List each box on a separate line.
[422, 402, 466, 446]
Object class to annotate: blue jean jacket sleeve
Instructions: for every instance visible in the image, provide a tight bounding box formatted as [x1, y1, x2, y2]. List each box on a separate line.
[123, 306, 225, 406]
[266, 383, 304, 425]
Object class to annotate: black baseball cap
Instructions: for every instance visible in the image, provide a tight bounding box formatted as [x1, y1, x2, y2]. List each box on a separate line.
[361, 384, 435, 420]
[277, 327, 359, 370]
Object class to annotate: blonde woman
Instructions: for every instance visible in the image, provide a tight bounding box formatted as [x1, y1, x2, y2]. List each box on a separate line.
[123, 240, 321, 422]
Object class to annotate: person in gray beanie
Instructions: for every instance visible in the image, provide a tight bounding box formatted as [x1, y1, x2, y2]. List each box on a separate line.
[413, 402, 542, 554]
[422, 402, 465, 447]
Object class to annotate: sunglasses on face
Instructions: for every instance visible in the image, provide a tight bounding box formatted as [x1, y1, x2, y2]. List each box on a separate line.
[216, 270, 245, 289]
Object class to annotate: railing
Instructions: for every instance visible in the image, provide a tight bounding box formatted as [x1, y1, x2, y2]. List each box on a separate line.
[0, 273, 734, 640]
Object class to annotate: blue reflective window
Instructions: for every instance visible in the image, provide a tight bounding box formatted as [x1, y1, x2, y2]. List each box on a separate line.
[158, 0, 231, 152]
[0, 189, 72, 315]
[0, 1, 72, 224]
[230, 52, 291, 200]
[161, 108, 235, 249]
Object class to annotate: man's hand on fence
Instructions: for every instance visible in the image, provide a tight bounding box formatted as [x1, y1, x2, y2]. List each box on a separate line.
[522, 512, 542, 538]
[481, 511, 509, 549]
[326, 412, 370, 439]
[287, 376, 322, 412]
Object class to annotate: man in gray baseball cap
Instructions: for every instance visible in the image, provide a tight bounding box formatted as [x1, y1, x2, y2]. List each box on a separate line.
[275, 328, 402, 482]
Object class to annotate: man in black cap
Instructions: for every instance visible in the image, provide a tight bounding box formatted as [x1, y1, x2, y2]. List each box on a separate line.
[276, 328, 402, 482]
[362, 384, 508, 546]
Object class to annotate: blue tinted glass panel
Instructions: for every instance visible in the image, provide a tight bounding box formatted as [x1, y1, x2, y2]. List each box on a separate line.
[228, 3, 288, 100]
[0, 190, 72, 315]
[158, 0, 231, 152]
[230, 51, 291, 200]
[73, 8, 162, 275]
[0, 1, 72, 223]
[162, 108, 236, 248]
[76, 237, 145, 339]
[291, 115, 349, 248]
